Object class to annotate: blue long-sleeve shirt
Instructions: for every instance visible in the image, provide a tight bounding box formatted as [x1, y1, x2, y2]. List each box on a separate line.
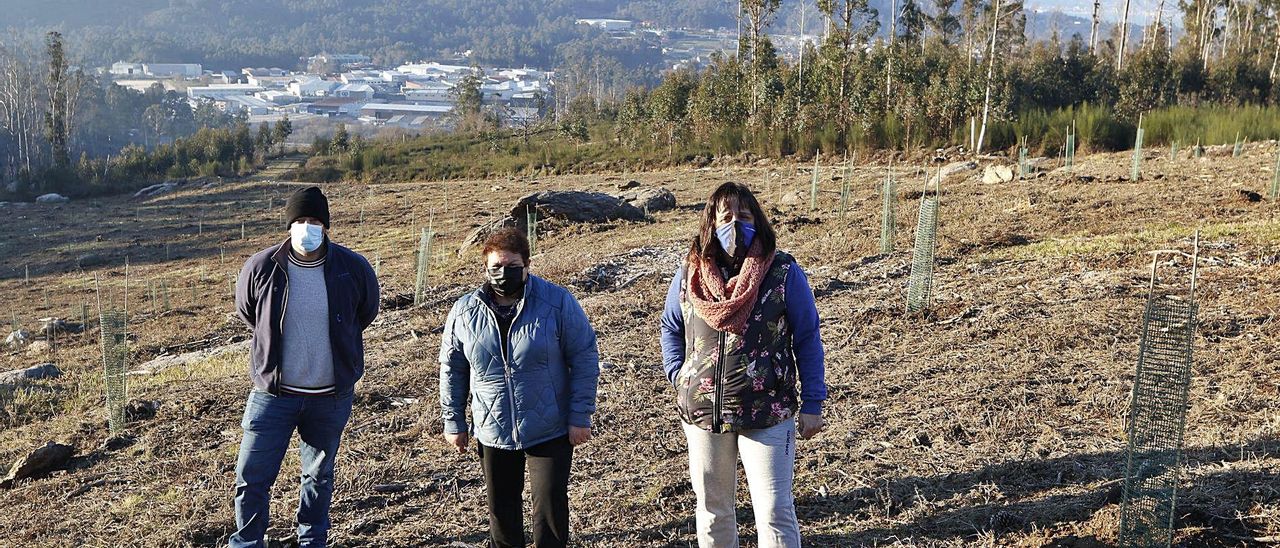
[658, 259, 827, 415]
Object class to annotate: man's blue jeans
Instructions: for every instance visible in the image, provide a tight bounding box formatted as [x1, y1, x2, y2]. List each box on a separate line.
[229, 389, 354, 548]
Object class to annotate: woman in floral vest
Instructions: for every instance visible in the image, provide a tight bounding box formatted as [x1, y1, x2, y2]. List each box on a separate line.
[660, 181, 827, 547]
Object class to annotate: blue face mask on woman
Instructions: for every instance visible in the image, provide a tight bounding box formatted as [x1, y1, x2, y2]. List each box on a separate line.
[715, 220, 756, 257]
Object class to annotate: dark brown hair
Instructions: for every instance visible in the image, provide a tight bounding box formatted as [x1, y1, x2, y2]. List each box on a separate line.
[482, 227, 531, 264]
[688, 182, 776, 263]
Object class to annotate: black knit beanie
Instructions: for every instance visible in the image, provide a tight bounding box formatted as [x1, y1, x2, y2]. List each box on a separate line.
[284, 186, 330, 229]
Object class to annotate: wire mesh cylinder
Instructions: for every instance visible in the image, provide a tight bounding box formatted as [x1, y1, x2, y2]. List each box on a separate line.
[99, 309, 129, 434]
[1270, 149, 1280, 201]
[1131, 128, 1145, 181]
[906, 196, 938, 313]
[413, 228, 432, 306]
[1066, 132, 1076, 169]
[879, 174, 896, 254]
[1118, 295, 1197, 548]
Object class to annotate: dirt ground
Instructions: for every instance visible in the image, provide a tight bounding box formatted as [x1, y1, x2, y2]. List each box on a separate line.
[1, 143, 1279, 547]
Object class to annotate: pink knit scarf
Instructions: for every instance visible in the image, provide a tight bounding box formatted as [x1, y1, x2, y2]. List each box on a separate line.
[686, 240, 774, 336]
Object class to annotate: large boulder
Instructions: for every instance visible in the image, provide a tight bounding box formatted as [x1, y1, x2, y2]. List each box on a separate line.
[982, 164, 1015, 184]
[510, 191, 645, 224]
[35, 193, 69, 204]
[460, 191, 648, 256]
[132, 181, 179, 200]
[0, 442, 74, 488]
[39, 317, 80, 336]
[458, 216, 518, 256]
[617, 187, 677, 214]
[0, 363, 61, 387]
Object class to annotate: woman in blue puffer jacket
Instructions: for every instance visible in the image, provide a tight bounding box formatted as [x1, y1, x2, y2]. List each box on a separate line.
[439, 226, 600, 548]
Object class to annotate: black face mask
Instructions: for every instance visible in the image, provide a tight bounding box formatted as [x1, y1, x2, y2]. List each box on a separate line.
[487, 265, 526, 298]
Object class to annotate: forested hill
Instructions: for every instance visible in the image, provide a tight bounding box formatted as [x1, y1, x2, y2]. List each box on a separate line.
[1, 0, 1116, 71]
[0, 0, 734, 69]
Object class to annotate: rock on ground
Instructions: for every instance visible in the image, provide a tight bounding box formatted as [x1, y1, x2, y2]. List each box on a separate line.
[133, 340, 249, 375]
[782, 190, 806, 206]
[933, 161, 978, 185]
[982, 165, 1015, 184]
[0, 363, 61, 388]
[35, 193, 69, 204]
[133, 181, 180, 200]
[0, 442, 74, 488]
[126, 400, 160, 421]
[4, 330, 30, 348]
[458, 216, 518, 256]
[511, 191, 646, 224]
[24, 340, 50, 357]
[616, 187, 677, 214]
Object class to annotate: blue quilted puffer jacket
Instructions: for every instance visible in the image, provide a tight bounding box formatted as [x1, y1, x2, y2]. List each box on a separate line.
[439, 275, 600, 450]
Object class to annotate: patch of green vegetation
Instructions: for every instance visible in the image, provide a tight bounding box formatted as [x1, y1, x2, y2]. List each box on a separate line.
[986, 221, 1280, 261]
[133, 351, 246, 391]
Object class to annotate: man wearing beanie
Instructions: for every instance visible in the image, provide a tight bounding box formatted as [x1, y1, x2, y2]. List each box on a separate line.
[231, 186, 380, 547]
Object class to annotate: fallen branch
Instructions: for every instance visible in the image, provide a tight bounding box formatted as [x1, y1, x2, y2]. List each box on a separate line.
[65, 477, 128, 500]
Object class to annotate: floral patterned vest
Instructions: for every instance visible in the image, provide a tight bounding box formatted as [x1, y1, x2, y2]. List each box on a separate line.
[676, 251, 797, 432]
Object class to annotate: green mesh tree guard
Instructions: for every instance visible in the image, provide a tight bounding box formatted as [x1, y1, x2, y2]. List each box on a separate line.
[527, 206, 538, 255]
[810, 156, 820, 212]
[413, 227, 434, 306]
[1119, 240, 1199, 548]
[1018, 136, 1029, 178]
[1169, 142, 1178, 161]
[1232, 132, 1242, 157]
[1132, 126, 1145, 181]
[880, 171, 896, 254]
[839, 161, 852, 219]
[906, 185, 939, 313]
[1270, 149, 1280, 201]
[99, 308, 128, 434]
[1066, 129, 1076, 170]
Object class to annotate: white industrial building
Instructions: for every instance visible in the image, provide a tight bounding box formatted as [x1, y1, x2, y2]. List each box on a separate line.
[187, 84, 264, 99]
[143, 63, 203, 78]
[576, 19, 635, 32]
[288, 76, 339, 97]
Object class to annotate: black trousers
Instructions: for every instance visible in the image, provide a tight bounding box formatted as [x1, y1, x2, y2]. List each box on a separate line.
[478, 435, 573, 548]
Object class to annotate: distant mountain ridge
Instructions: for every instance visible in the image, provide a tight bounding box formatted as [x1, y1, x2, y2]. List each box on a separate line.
[0, 0, 1164, 70]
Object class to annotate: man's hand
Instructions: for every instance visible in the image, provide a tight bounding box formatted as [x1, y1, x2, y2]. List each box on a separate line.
[444, 432, 469, 454]
[798, 413, 825, 440]
[569, 425, 592, 447]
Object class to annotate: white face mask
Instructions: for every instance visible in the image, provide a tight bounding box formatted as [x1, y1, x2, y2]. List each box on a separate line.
[290, 222, 324, 253]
